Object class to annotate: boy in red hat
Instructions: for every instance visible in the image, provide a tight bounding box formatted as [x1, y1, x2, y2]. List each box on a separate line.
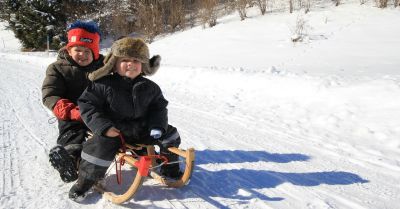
[42, 20, 104, 183]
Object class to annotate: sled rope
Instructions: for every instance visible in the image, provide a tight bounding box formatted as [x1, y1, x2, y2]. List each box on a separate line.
[115, 134, 128, 184]
[115, 134, 175, 184]
[149, 160, 183, 170]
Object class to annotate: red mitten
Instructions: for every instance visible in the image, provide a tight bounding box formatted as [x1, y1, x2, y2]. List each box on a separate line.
[53, 99, 75, 120]
[69, 106, 82, 122]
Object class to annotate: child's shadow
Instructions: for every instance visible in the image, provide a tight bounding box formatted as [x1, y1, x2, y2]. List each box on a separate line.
[89, 149, 368, 208]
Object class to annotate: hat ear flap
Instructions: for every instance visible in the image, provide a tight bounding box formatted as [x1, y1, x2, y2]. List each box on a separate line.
[103, 52, 113, 63]
[143, 55, 161, 76]
[89, 53, 117, 81]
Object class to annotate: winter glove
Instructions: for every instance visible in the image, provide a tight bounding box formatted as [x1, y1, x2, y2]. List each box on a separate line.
[150, 129, 162, 139]
[52, 99, 82, 121]
[69, 106, 82, 122]
[53, 99, 75, 120]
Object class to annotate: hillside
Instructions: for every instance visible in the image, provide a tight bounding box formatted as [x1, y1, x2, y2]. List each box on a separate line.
[0, 3, 399, 209]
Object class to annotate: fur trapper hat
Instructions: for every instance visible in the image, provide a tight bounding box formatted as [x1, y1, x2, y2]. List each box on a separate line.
[89, 37, 161, 81]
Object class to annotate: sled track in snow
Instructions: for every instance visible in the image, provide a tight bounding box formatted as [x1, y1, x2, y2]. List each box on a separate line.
[0, 59, 50, 153]
[7, 97, 48, 152]
[0, 97, 23, 207]
[167, 101, 385, 208]
[171, 101, 400, 178]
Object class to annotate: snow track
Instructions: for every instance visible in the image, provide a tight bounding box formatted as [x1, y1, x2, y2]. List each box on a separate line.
[1, 53, 400, 208]
[0, 98, 19, 206]
[1, 4, 400, 206]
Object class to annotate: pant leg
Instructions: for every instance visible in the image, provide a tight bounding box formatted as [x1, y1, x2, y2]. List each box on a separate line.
[57, 120, 89, 159]
[128, 124, 181, 153]
[158, 125, 181, 150]
[78, 134, 121, 181]
[157, 125, 182, 177]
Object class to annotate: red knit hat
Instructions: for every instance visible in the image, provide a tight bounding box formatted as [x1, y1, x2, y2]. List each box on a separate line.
[67, 28, 100, 60]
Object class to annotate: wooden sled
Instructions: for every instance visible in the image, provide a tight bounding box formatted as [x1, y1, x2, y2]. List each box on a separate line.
[94, 144, 195, 204]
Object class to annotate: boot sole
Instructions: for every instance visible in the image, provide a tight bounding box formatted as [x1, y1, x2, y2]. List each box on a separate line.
[49, 145, 78, 183]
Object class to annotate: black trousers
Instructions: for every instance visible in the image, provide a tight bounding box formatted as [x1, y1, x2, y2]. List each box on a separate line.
[57, 119, 89, 158]
[78, 125, 181, 180]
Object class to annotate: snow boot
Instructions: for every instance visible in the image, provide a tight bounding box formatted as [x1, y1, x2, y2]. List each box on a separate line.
[133, 147, 148, 156]
[68, 177, 95, 202]
[49, 145, 78, 183]
[160, 151, 183, 179]
[160, 163, 183, 179]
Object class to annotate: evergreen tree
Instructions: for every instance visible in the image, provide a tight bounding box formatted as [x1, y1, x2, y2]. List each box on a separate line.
[0, 0, 8, 21]
[5, 0, 66, 50]
[62, 0, 104, 22]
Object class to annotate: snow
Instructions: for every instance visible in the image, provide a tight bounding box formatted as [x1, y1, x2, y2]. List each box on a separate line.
[1, 2, 400, 209]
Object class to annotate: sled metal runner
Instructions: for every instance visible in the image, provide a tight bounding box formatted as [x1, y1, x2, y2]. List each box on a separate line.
[95, 144, 195, 204]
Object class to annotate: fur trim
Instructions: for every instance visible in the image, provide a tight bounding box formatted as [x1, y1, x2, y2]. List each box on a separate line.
[88, 37, 162, 81]
[112, 38, 149, 62]
[88, 54, 117, 81]
[144, 55, 161, 76]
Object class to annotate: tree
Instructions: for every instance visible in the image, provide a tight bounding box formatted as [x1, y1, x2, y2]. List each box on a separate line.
[255, 0, 267, 15]
[5, 0, 66, 50]
[199, 0, 218, 28]
[289, 0, 294, 13]
[376, 0, 389, 8]
[136, 0, 163, 42]
[162, 0, 186, 32]
[97, 0, 137, 39]
[62, 0, 104, 22]
[236, 0, 249, 20]
[0, 0, 8, 21]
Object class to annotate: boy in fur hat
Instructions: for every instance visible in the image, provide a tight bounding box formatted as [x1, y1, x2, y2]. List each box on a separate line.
[42, 20, 104, 183]
[70, 37, 180, 201]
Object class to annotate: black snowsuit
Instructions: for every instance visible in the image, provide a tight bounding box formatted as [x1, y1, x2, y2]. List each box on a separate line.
[42, 48, 104, 158]
[77, 74, 181, 180]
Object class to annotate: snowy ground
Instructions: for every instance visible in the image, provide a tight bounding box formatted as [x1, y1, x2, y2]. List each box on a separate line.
[1, 2, 400, 209]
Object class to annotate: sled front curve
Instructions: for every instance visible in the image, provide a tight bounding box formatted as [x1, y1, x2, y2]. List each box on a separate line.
[150, 147, 195, 188]
[96, 145, 195, 204]
[99, 154, 144, 204]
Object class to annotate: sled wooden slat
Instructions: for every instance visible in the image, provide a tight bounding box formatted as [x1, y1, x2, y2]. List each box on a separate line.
[98, 144, 195, 204]
[168, 147, 188, 157]
[101, 155, 144, 204]
[152, 148, 195, 188]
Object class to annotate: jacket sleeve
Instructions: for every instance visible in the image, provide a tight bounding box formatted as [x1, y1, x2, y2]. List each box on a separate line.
[147, 83, 169, 133]
[41, 64, 66, 110]
[78, 82, 114, 136]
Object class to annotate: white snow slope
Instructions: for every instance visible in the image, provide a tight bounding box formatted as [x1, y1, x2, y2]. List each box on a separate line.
[1, 3, 400, 209]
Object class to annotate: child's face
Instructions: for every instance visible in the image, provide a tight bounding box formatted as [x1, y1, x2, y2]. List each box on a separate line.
[67, 46, 94, 67]
[115, 57, 142, 79]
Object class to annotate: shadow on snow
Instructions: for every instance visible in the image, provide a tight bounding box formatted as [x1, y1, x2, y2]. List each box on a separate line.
[83, 149, 368, 208]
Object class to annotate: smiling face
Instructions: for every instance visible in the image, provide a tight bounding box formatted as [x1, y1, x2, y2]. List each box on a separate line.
[115, 57, 143, 79]
[67, 45, 94, 67]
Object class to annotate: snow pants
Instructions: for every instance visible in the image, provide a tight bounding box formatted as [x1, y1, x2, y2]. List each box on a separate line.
[57, 119, 90, 159]
[78, 125, 181, 181]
